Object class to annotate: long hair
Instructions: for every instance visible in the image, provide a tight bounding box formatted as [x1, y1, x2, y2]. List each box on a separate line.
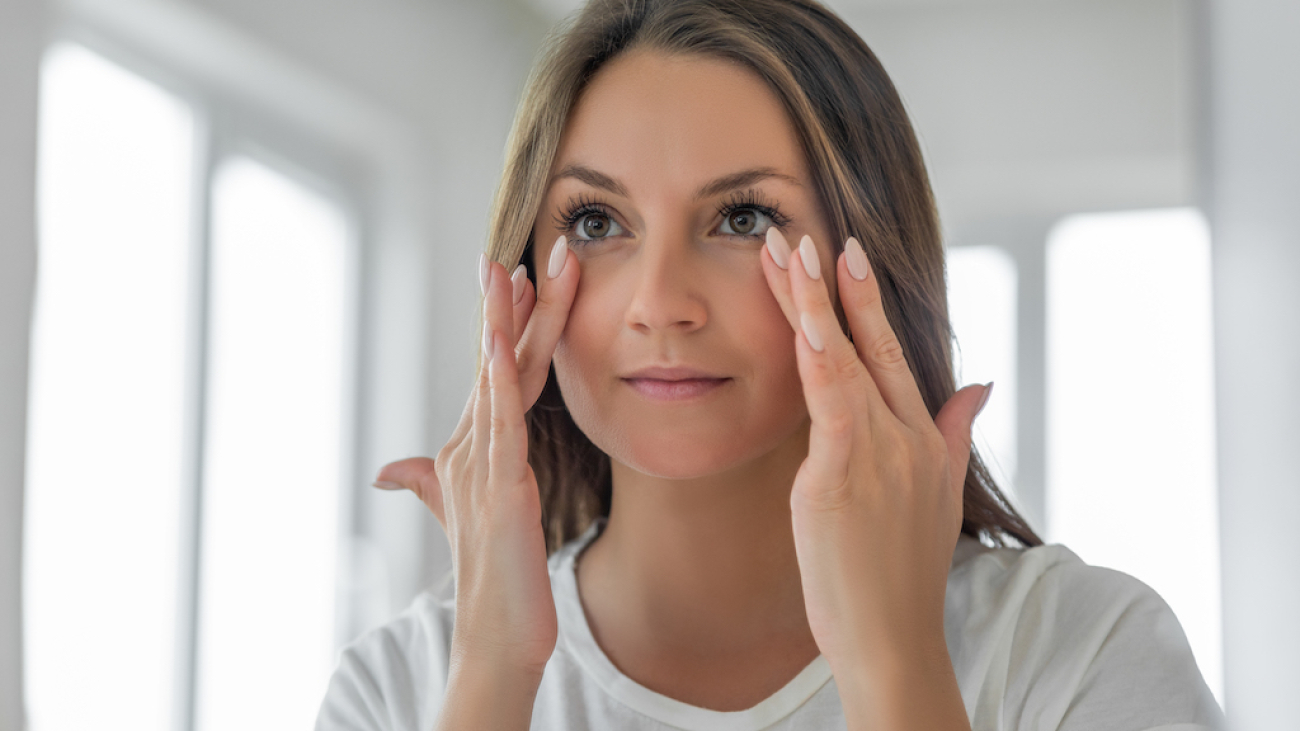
[483, 0, 1042, 554]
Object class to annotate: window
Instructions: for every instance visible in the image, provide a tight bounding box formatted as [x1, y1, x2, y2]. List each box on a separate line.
[1046, 208, 1222, 704]
[25, 43, 354, 731]
[947, 245, 1019, 500]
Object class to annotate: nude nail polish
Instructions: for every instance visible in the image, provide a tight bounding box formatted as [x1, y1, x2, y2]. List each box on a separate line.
[845, 237, 870, 281]
[511, 264, 527, 304]
[479, 252, 489, 294]
[766, 227, 791, 269]
[547, 235, 568, 279]
[799, 235, 821, 280]
[975, 382, 994, 418]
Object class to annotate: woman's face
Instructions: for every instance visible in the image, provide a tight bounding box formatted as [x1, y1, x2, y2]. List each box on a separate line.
[531, 49, 838, 480]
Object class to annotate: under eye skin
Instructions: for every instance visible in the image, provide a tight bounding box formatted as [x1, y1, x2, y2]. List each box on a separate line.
[553, 191, 792, 246]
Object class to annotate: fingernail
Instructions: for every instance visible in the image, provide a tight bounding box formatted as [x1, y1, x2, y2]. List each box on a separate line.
[482, 322, 494, 362]
[799, 235, 821, 280]
[845, 237, 870, 281]
[479, 253, 490, 294]
[975, 381, 994, 418]
[372, 480, 402, 490]
[765, 227, 790, 269]
[800, 311, 825, 353]
[511, 264, 527, 304]
[547, 235, 568, 279]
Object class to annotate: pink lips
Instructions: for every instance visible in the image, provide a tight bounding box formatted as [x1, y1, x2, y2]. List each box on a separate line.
[621, 366, 730, 401]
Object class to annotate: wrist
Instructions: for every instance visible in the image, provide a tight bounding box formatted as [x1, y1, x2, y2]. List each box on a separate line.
[833, 636, 969, 731]
[438, 653, 545, 731]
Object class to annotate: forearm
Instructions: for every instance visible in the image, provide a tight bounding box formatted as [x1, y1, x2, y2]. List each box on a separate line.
[434, 659, 543, 731]
[836, 638, 971, 731]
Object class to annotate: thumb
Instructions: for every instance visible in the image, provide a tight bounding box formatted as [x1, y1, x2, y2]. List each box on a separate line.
[933, 382, 993, 493]
[373, 457, 445, 529]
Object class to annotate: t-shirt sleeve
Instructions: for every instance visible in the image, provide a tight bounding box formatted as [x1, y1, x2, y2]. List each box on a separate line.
[1002, 560, 1225, 731]
[314, 594, 454, 731]
[315, 643, 394, 731]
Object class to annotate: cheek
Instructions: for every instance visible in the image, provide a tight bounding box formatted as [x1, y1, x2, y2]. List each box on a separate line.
[551, 272, 621, 404]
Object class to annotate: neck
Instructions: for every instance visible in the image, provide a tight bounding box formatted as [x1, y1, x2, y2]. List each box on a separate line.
[577, 418, 815, 654]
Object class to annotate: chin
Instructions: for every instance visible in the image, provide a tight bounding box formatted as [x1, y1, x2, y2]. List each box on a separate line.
[591, 419, 802, 481]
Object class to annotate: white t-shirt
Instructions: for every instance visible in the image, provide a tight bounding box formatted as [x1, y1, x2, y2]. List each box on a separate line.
[315, 517, 1224, 730]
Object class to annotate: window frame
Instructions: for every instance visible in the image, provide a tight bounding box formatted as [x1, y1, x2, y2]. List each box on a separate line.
[37, 20, 367, 731]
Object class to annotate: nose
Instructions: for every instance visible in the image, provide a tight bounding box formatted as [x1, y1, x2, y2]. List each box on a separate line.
[623, 235, 708, 335]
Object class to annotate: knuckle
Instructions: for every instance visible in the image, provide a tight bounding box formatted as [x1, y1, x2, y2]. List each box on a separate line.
[793, 480, 856, 514]
[869, 334, 908, 369]
[515, 341, 535, 374]
[821, 410, 855, 441]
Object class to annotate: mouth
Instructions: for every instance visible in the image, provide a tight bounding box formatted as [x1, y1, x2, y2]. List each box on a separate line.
[620, 366, 731, 401]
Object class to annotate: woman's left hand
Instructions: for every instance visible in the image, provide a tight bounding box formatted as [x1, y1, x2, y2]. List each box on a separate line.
[761, 228, 987, 728]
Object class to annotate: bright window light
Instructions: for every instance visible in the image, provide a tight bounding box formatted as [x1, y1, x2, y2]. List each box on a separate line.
[947, 246, 1019, 500]
[194, 157, 347, 731]
[1046, 208, 1221, 705]
[24, 43, 194, 731]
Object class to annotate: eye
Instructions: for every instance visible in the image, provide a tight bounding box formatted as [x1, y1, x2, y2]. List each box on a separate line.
[573, 211, 623, 241]
[718, 207, 776, 238]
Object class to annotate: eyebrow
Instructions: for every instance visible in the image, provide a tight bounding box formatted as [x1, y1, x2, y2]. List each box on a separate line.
[548, 164, 803, 201]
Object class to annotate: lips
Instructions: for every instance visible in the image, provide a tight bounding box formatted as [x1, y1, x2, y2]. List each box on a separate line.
[620, 366, 731, 401]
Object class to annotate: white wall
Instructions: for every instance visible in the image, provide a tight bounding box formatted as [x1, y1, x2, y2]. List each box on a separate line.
[1206, 0, 1300, 727]
[0, 1, 44, 728]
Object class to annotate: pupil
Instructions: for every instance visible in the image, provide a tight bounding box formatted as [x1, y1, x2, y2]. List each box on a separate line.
[583, 215, 607, 237]
[731, 210, 755, 234]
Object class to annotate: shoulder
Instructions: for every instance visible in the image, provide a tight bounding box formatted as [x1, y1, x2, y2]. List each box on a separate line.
[950, 538, 1166, 633]
[946, 539, 1224, 730]
[315, 589, 456, 731]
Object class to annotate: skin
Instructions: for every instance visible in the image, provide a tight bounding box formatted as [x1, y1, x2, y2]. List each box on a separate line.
[378, 48, 988, 730]
[530, 49, 835, 708]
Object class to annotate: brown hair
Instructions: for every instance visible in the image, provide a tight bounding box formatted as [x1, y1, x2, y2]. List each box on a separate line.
[484, 0, 1042, 554]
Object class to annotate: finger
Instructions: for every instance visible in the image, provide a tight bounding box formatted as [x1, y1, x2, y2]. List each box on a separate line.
[373, 457, 444, 527]
[933, 382, 992, 495]
[472, 258, 515, 487]
[760, 227, 800, 332]
[487, 317, 530, 486]
[515, 235, 579, 409]
[511, 265, 536, 346]
[482, 255, 529, 486]
[787, 234, 872, 489]
[838, 236, 932, 429]
[788, 234, 883, 411]
[792, 317, 855, 493]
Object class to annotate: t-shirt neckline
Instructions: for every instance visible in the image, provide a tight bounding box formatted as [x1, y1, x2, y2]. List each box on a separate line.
[551, 517, 835, 731]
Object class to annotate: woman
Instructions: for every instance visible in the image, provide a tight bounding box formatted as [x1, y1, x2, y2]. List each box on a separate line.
[317, 0, 1223, 729]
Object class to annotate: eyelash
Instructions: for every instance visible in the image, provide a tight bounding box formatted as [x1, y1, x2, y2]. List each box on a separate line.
[552, 188, 793, 243]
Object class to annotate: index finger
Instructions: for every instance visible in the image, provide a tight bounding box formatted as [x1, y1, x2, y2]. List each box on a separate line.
[514, 235, 579, 409]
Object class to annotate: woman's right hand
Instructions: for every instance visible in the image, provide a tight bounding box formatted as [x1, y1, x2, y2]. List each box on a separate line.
[373, 235, 578, 678]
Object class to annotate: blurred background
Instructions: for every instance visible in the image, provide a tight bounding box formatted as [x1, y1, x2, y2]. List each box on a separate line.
[0, 0, 1295, 729]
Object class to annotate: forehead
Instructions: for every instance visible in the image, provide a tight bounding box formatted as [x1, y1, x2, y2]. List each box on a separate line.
[553, 50, 808, 193]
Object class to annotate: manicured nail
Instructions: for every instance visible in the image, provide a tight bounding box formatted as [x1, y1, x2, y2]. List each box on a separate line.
[975, 381, 994, 418]
[482, 322, 494, 362]
[372, 480, 402, 490]
[800, 311, 825, 353]
[845, 237, 870, 281]
[765, 227, 790, 269]
[799, 235, 821, 280]
[511, 264, 527, 304]
[479, 253, 490, 294]
[547, 235, 568, 279]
